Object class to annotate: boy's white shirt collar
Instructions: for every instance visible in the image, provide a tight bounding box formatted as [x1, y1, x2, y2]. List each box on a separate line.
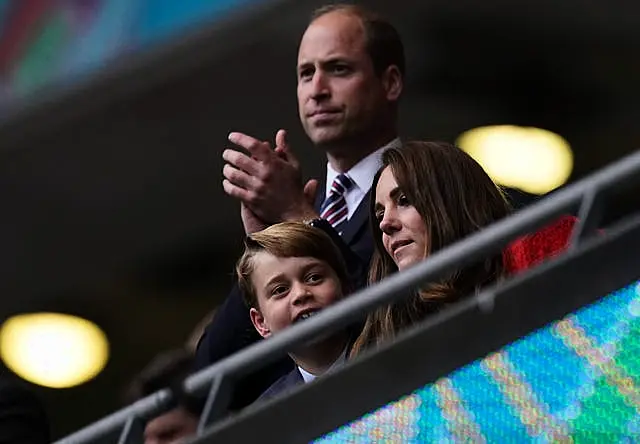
[297, 345, 349, 383]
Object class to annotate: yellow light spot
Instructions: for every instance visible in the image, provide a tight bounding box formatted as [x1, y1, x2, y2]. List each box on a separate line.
[0, 313, 109, 388]
[457, 125, 573, 194]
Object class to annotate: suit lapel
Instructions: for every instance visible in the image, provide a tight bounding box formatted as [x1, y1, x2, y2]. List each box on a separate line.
[314, 179, 326, 212]
[340, 190, 371, 245]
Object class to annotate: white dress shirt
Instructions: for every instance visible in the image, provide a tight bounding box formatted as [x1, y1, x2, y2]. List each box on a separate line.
[297, 346, 349, 383]
[324, 137, 401, 220]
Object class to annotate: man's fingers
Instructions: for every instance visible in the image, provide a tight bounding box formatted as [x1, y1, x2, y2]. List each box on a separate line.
[275, 129, 287, 150]
[303, 179, 319, 205]
[222, 164, 257, 190]
[222, 149, 261, 176]
[274, 129, 289, 159]
[228, 132, 261, 148]
[229, 132, 272, 161]
[274, 129, 300, 170]
[222, 179, 251, 202]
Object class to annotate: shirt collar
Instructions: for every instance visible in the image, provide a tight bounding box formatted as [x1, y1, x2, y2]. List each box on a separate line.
[325, 137, 401, 196]
[296, 345, 349, 383]
[297, 366, 316, 383]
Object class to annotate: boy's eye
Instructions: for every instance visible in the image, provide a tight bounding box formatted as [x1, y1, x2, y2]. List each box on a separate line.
[271, 285, 288, 297]
[306, 273, 323, 283]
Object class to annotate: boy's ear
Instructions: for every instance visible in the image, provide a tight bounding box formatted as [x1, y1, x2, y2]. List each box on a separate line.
[249, 307, 271, 338]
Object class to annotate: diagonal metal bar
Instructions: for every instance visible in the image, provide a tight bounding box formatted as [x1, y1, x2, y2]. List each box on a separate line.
[56, 147, 640, 444]
[183, 148, 640, 394]
[190, 215, 640, 443]
[55, 389, 173, 444]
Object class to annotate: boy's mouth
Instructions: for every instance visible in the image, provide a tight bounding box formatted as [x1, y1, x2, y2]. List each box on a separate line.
[293, 308, 321, 324]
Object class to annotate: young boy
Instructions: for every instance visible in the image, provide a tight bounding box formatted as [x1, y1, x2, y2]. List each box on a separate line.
[236, 221, 353, 401]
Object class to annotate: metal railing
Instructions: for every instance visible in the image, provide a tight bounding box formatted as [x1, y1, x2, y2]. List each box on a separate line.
[56, 147, 640, 444]
[193, 200, 640, 443]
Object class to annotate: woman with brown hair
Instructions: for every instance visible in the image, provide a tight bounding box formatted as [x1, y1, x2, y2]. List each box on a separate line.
[351, 141, 575, 354]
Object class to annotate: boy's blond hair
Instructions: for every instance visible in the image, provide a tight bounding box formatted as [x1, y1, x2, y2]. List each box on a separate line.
[236, 222, 350, 309]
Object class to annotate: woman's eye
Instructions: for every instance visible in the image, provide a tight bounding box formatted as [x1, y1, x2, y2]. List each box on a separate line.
[397, 194, 410, 206]
[375, 210, 384, 222]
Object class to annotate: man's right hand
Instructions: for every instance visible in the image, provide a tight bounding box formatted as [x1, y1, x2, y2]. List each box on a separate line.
[222, 130, 319, 225]
[241, 202, 268, 235]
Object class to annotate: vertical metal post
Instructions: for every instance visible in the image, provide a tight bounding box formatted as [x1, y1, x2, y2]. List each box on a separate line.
[570, 187, 604, 248]
[196, 373, 233, 435]
[117, 416, 144, 444]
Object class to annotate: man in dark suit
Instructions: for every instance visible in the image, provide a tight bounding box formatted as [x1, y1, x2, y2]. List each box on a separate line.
[0, 378, 50, 444]
[195, 4, 405, 410]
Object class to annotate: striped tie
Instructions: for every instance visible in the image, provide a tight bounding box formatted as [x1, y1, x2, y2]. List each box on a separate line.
[320, 174, 353, 232]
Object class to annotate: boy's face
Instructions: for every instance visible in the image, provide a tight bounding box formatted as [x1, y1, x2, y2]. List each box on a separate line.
[248, 253, 343, 338]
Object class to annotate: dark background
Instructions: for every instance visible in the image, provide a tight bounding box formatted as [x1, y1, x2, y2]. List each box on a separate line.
[0, 0, 638, 438]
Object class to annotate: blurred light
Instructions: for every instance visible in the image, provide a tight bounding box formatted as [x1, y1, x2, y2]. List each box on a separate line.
[456, 125, 573, 194]
[0, 313, 109, 388]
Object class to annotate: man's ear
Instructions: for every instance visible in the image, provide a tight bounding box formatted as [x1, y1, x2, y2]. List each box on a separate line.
[249, 307, 271, 338]
[381, 65, 403, 102]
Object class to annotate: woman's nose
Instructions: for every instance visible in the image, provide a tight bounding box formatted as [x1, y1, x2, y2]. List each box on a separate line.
[379, 210, 400, 234]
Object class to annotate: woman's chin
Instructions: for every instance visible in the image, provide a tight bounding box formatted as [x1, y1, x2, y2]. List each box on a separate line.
[395, 255, 421, 272]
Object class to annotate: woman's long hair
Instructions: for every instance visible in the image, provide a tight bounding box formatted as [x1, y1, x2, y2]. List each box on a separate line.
[351, 141, 511, 355]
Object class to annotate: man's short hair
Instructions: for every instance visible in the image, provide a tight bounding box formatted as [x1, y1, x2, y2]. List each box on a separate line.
[310, 4, 405, 79]
[236, 222, 350, 309]
[125, 349, 204, 416]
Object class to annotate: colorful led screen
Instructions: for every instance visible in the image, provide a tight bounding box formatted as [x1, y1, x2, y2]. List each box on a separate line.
[317, 280, 640, 442]
[0, 0, 262, 107]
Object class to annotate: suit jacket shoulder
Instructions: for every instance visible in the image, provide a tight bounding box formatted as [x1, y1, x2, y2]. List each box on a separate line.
[256, 369, 304, 403]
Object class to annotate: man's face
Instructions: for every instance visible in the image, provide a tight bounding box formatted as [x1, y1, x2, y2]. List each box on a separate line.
[297, 12, 389, 146]
[144, 408, 198, 444]
[248, 253, 343, 338]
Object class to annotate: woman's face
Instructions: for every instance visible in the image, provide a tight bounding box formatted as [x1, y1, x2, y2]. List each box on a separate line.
[374, 166, 428, 271]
